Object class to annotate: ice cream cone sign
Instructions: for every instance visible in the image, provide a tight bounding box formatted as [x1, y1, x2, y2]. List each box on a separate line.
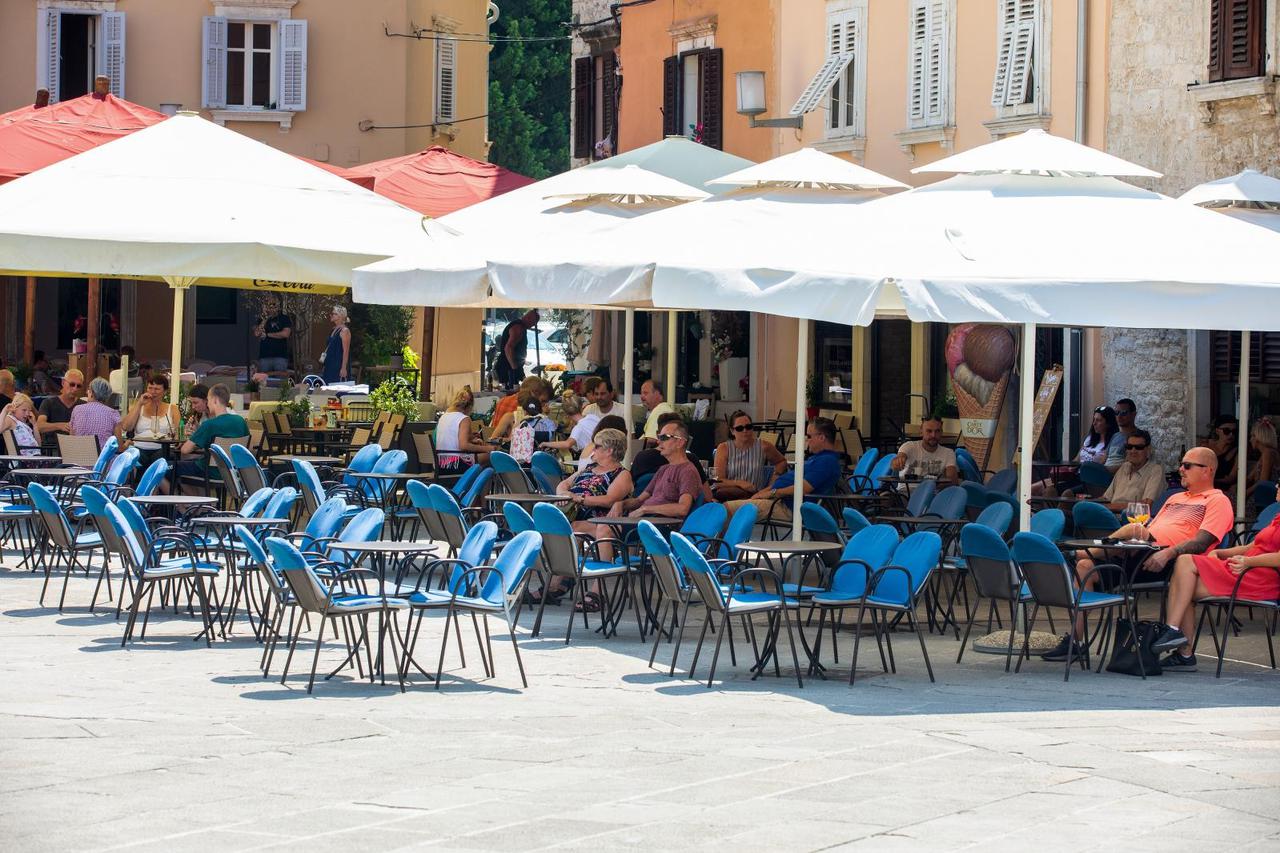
[945, 324, 1016, 470]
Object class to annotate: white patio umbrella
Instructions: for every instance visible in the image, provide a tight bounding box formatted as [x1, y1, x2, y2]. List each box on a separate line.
[491, 147, 908, 536]
[0, 111, 431, 402]
[1180, 169, 1280, 518]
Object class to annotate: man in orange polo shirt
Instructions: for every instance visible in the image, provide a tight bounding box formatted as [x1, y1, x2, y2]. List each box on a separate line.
[1045, 446, 1233, 662]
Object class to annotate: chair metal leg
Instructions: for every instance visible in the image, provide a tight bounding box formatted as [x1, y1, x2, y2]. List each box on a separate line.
[781, 604, 804, 689]
[706, 612, 728, 688]
[688, 609, 714, 680]
[306, 612, 327, 694]
[850, 601, 869, 685]
[435, 606, 454, 690]
[669, 599, 692, 677]
[648, 600, 669, 668]
[908, 609, 934, 683]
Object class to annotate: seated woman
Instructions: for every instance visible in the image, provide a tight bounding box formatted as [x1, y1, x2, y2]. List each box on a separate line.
[539, 394, 599, 459]
[1032, 405, 1119, 497]
[1156, 481, 1280, 670]
[120, 373, 179, 467]
[544, 427, 633, 607]
[434, 387, 492, 474]
[0, 394, 42, 456]
[1246, 417, 1279, 503]
[488, 379, 552, 444]
[712, 410, 787, 502]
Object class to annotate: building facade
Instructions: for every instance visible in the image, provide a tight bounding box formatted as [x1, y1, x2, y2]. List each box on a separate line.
[0, 0, 494, 391]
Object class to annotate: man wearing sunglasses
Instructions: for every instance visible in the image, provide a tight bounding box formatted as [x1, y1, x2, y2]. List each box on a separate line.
[724, 418, 842, 525]
[1049, 446, 1232, 662]
[1107, 398, 1140, 472]
[35, 368, 84, 439]
[1099, 429, 1164, 512]
[613, 419, 700, 520]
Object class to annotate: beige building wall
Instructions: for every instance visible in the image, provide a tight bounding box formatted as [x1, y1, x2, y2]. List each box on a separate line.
[1, 0, 491, 390]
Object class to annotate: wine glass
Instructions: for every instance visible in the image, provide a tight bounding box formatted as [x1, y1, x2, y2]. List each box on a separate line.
[1133, 501, 1151, 526]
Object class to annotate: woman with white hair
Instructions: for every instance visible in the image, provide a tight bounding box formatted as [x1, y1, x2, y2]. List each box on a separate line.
[321, 304, 352, 384]
[70, 377, 121, 448]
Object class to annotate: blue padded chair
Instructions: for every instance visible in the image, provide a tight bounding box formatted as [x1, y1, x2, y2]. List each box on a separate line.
[848, 531, 943, 684]
[1243, 501, 1280, 544]
[263, 487, 298, 522]
[810, 524, 900, 668]
[1030, 508, 1066, 541]
[233, 527, 297, 676]
[264, 536, 410, 693]
[292, 459, 328, 516]
[1077, 461, 1114, 497]
[530, 468, 559, 496]
[847, 449, 880, 493]
[428, 529, 543, 689]
[955, 447, 982, 483]
[973, 501, 1014, 537]
[1011, 531, 1136, 681]
[866, 454, 896, 493]
[360, 449, 407, 504]
[427, 483, 469, 554]
[102, 498, 220, 647]
[282, 496, 350, 554]
[962, 481, 993, 514]
[679, 502, 728, 545]
[633, 471, 655, 495]
[530, 501, 634, 644]
[1254, 480, 1277, 512]
[448, 464, 483, 501]
[406, 479, 446, 544]
[986, 468, 1017, 495]
[28, 482, 106, 612]
[956, 524, 1035, 671]
[841, 507, 872, 537]
[904, 479, 937, 516]
[1072, 500, 1119, 539]
[459, 467, 494, 511]
[323, 507, 385, 571]
[490, 450, 532, 493]
[530, 451, 564, 489]
[926, 485, 969, 520]
[639, 520, 699, 674]
[92, 435, 120, 477]
[229, 443, 270, 494]
[205, 442, 245, 505]
[700, 502, 757, 574]
[1151, 486, 1183, 518]
[939, 502, 1015, 609]
[69, 448, 140, 516]
[801, 502, 843, 545]
[502, 502, 535, 535]
[134, 458, 169, 498]
[671, 531, 804, 688]
[343, 443, 383, 489]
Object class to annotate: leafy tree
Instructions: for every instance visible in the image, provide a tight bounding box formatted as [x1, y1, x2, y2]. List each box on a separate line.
[488, 0, 571, 179]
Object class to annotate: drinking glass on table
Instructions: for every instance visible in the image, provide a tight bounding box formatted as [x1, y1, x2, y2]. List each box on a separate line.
[1126, 501, 1151, 526]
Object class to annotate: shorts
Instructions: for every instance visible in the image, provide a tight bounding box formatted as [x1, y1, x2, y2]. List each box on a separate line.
[258, 357, 289, 373]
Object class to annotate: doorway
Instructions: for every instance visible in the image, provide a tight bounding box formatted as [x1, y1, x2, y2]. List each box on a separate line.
[59, 13, 97, 100]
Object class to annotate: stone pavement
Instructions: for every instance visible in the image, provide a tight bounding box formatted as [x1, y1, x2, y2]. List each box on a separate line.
[1, 554, 1278, 852]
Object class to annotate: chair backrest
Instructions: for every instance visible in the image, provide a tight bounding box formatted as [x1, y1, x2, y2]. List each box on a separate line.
[1078, 461, 1114, 491]
[264, 487, 298, 520]
[874, 531, 942, 607]
[842, 507, 871, 536]
[1254, 480, 1277, 512]
[502, 502, 535, 534]
[1011, 531, 1077, 609]
[955, 447, 982, 482]
[638, 519, 686, 601]
[973, 501, 1014, 536]
[235, 527, 288, 598]
[103, 447, 140, 486]
[633, 471, 655, 495]
[961, 523, 1021, 601]
[426, 483, 468, 550]
[851, 447, 879, 483]
[305, 496, 349, 541]
[530, 450, 563, 483]
[1029, 507, 1065, 541]
[458, 520, 500, 569]
[229, 443, 269, 494]
[2, 430, 18, 455]
[460, 467, 494, 507]
[450, 464, 483, 500]
[101, 498, 148, 571]
[410, 430, 435, 470]
[135, 458, 169, 497]
[405, 479, 445, 542]
[58, 433, 100, 468]
[829, 524, 899, 597]
[344, 443, 383, 487]
[1250, 501, 1280, 540]
[670, 532, 728, 612]
[208, 442, 244, 502]
[327, 507, 385, 564]
[1072, 500, 1118, 539]
[489, 450, 532, 493]
[240, 487, 275, 518]
[363, 449, 407, 500]
[292, 459, 325, 514]
[904, 478, 937, 517]
[986, 468, 1017, 494]
[1152, 486, 1183, 517]
[265, 537, 333, 613]
[80, 484, 126, 554]
[925, 485, 968, 519]
[530, 501, 579, 580]
[530, 468, 558, 495]
[680, 502, 727, 540]
[482, 530, 543, 603]
[93, 435, 119, 474]
[27, 482, 73, 549]
[716, 501, 757, 559]
[115, 496, 153, 544]
[800, 502, 841, 541]
[867, 454, 896, 492]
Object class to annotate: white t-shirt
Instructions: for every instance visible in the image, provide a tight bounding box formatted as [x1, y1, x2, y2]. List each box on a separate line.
[582, 401, 617, 418]
[897, 441, 956, 478]
[643, 402, 675, 439]
[569, 413, 601, 452]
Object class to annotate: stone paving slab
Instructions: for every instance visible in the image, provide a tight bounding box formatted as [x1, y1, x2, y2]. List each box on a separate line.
[1, 555, 1277, 852]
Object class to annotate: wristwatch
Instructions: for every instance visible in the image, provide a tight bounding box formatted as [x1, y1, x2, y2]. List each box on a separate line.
[770, 488, 777, 498]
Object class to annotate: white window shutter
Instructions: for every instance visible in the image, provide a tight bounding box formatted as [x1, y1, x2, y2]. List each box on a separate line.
[908, 1, 928, 124]
[848, 6, 866, 136]
[278, 19, 308, 112]
[1005, 17, 1036, 105]
[99, 12, 126, 98]
[436, 37, 457, 122]
[790, 53, 852, 116]
[40, 9, 61, 103]
[925, 0, 948, 122]
[991, 0, 1016, 106]
[202, 16, 227, 109]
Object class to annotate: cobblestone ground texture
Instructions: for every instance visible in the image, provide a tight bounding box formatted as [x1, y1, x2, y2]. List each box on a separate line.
[1, 543, 1278, 852]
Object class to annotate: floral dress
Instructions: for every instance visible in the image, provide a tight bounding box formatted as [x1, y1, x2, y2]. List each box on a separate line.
[569, 463, 621, 520]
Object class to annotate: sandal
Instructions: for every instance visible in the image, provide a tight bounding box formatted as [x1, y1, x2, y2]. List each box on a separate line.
[523, 589, 562, 606]
[574, 591, 603, 613]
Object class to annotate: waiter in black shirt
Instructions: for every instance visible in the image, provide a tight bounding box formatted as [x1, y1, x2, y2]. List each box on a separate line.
[254, 296, 293, 374]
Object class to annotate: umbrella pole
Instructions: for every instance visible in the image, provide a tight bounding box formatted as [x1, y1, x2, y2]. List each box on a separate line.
[23, 277, 36, 366]
[792, 320, 808, 541]
[1238, 330, 1250, 522]
[1019, 322, 1036, 532]
[667, 311, 678, 397]
[165, 277, 196, 414]
[623, 308, 635, 463]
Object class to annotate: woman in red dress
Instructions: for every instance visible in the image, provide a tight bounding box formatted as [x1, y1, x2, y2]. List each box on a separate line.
[1158, 483, 1280, 668]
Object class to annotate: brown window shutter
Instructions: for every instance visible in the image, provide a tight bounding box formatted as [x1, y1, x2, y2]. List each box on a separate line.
[574, 57, 594, 159]
[602, 52, 618, 144]
[699, 47, 724, 150]
[1225, 0, 1265, 80]
[1208, 0, 1224, 80]
[662, 55, 680, 136]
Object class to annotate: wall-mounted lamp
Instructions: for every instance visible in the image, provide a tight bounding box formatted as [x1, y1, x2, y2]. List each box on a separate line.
[735, 71, 802, 129]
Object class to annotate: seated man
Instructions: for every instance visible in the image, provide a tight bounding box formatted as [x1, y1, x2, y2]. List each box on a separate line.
[724, 417, 843, 525]
[175, 383, 249, 493]
[1107, 398, 1140, 472]
[631, 411, 708, 486]
[1047, 446, 1233, 661]
[639, 379, 675, 445]
[890, 416, 958, 485]
[612, 419, 701, 521]
[1154, 481, 1280, 671]
[1099, 429, 1165, 511]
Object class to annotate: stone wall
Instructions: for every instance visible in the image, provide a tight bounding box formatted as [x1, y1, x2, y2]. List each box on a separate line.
[1105, 0, 1279, 458]
[1101, 328, 1189, 471]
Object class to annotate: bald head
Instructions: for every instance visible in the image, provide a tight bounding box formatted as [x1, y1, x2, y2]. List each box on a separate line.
[1185, 446, 1216, 469]
[1179, 446, 1217, 491]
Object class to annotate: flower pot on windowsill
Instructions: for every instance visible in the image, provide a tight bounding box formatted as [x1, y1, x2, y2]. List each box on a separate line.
[805, 406, 819, 420]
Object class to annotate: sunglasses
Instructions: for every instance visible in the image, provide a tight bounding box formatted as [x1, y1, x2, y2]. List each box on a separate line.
[656, 433, 683, 442]
[732, 424, 755, 432]
[1125, 444, 1148, 451]
[1179, 461, 1208, 470]
[66, 382, 82, 388]
[1116, 409, 1135, 416]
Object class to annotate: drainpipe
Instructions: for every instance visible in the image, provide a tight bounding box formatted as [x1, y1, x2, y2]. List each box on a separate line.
[1075, 0, 1087, 144]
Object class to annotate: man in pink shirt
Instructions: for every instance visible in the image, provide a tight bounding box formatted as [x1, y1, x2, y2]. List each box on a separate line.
[612, 420, 700, 520]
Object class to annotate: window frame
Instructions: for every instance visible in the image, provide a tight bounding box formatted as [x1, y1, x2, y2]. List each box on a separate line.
[224, 20, 278, 110]
[906, 0, 955, 131]
[35, 2, 125, 102]
[662, 46, 723, 149]
[435, 35, 457, 124]
[824, 0, 868, 141]
[990, 0, 1049, 118]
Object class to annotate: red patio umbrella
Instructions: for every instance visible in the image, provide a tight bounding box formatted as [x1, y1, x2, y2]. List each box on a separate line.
[346, 145, 533, 217]
[0, 93, 167, 183]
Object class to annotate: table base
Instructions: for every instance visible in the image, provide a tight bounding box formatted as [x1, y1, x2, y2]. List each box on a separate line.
[971, 629, 1060, 655]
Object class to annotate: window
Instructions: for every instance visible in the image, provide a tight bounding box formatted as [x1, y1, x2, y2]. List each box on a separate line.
[574, 52, 618, 160]
[790, 2, 867, 139]
[662, 48, 723, 149]
[815, 321, 854, 409]
[1209, 0, 1265, 82]
[907, 0, 951, 129]
[991, 0, 1041, 110]
[36, 8, 126, 102]
[202, 16, 307, 112]
[436, 36, 457, 123]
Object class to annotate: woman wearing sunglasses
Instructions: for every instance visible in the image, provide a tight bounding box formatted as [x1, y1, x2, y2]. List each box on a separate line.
[711, 410, 787, 502]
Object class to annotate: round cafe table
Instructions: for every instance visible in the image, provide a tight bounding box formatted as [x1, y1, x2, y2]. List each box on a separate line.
[127, 494, 218, 522]
[735, 540, 843, 678]
[0, 454, 61, 465]
[188, 516, 292, 637]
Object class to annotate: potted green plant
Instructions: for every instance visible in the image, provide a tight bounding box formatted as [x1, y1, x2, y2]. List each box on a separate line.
[805, 372, 821, 419]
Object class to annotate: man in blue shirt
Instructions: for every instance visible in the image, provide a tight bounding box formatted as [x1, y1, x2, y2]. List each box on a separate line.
[724, 417, 842, 524]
